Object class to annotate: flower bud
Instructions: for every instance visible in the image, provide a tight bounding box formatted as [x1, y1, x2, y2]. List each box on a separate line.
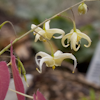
[78, 2, 87, 15]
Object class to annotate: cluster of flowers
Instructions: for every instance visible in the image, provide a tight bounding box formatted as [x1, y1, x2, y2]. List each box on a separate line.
[32, 2, 91, 74]
[0, 1, 92, 100]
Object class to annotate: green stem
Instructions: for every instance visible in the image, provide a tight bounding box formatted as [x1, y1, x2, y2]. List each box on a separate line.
[48, 42, 54, 57]
[0, 0, 97, 55]
[34, 30, 54, 56]
[0, 21, 17, 36]
[73, 21, 77, 32]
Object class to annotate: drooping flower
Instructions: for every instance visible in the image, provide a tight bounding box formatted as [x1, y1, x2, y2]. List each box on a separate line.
[10, 42, 25, 100]
[31, 20, 65, 42]
[33, 90, 46, 100]
[0, 61, 10, 100]
[61, 29, 91, 51]
[78, 2, 88, 15]
[35, 50, 77, 73]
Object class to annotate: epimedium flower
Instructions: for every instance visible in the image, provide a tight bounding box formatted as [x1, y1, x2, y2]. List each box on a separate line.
[31, 20, 65, 42]
[61, 26, 91, 51]
[78, 2, 88, 15]
[35, 50, 77, 73]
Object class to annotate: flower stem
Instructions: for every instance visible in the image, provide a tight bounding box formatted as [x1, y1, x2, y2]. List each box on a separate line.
[34, 31, 54, 56]
[73, 21, 77, 32]
[9, 88, 33, 99]
[48, 42, 54, 57]
[0, 21, 17, 36]
[7, 62, 11, 66]
[0, 0, 97, 55]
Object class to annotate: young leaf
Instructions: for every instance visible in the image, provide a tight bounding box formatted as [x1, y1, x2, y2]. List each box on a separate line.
[17, 58, 27, 82]
[33, 90, 46, 100]
[0, 61, 10, 100]
[10, 42, 25, 100]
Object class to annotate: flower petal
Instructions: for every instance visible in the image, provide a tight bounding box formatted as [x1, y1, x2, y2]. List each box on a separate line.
[70, 32, 80, 51]
[11, 42, 25, 100]
[0, 61, 10, 100]
[46, 28, 65, 39]
[31, 24, 43, 32]
[35, 52, 53, 73]
[36, 57, 54, 73]
[78, 32, 91, 47]
[35, 30, 45, 42]
[45, 20, 50, 30]
[35, 52, 51, 66]
[35, 51, 51, 58]
[54, 50, 63, 56]
[54, 53, 77, 72]
[61, 32, 72, 47]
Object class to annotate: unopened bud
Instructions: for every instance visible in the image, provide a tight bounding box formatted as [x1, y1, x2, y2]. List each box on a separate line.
[78, 2, 87, 15]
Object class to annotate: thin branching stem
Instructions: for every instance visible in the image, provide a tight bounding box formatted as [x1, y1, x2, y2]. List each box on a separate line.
[0, 21, 17, 36]
[9, 88, 33, 99]
[0, 0, 98, 55]
[34, 30, 54, 56]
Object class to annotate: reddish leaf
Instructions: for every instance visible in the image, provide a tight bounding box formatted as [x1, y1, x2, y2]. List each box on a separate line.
[33, 90, 46, 100]
[0, 61, 10, 100]
[11, 42, 25, 100]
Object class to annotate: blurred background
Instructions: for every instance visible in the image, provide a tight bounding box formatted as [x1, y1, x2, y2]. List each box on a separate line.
[0, 0, 100, 100]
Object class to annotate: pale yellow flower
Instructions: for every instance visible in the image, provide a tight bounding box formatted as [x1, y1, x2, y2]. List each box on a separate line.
[61, 29, 91, 51]
[78, 2, 88, 15]
[31, 20, 65, 42]
[35, 50, 77, 73]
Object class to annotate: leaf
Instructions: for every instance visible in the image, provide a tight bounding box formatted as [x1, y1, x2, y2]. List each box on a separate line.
[10, 42, 25, 100]
[33, 90, 46, 100]
[0, 61, 10, 100]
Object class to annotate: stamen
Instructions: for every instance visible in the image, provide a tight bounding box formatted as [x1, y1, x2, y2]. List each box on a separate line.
[43, 40, 46, 42]
[36, 68, 41, 73]
[72, 71, 74, 73]
[34, 33, 36, 35]
[52, 65, 55, 70]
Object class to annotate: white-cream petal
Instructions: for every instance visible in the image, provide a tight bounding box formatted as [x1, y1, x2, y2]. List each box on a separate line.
[35, 52, 51, 72]
[34, 30, 45, 42]
[35, 51, 51, 58]
[61, 32, 72, 47]
[35, 34, 40, 42]
[45, 20, 50, 30]
[31, 24, 43, 32]
[78, 32, 91, 47]
[37, 57, 51, 73]
[54, 50, 63, 56]
[54, 53, 77, 72]
[46, 28, 65, 40]
[37, 56, 54, 73]
[70, 32, 80, 51]
[35, 51, 51, 65]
